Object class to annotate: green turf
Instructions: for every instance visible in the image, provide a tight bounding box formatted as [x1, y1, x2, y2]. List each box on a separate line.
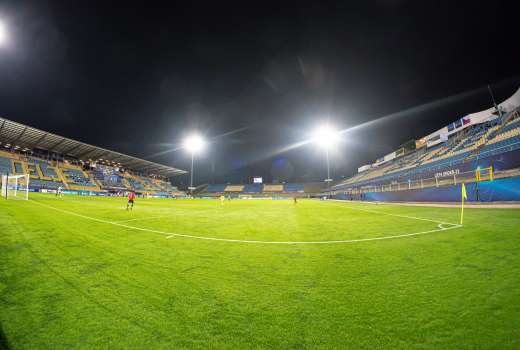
[1, 193, 519, 349]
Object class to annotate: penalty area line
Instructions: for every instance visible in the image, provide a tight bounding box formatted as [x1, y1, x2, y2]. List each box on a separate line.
[28, 200, 462, 245]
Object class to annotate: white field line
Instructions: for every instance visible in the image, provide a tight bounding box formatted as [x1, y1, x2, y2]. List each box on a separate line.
[326, 199, 459, 226]
[114, 215, 174, 223]
[29, 200, 462, 245]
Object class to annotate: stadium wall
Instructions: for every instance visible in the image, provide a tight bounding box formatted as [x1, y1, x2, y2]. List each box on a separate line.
[334, 176, 520, 202]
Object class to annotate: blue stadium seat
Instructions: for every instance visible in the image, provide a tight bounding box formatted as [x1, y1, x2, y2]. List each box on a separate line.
[207, 184, 226, 192]
[29, 179, 65, 190]
[332, 110, 520, 193]
[0, 157, 12, 175]
[283, 183, 304, 193]
[243, 184, 263, 193]
[62, 168, 95, 186]
[126, 177, 145, 191]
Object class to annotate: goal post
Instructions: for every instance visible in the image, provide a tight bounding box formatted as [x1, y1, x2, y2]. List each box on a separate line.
[1, 174, 30, 200]
[475, 166, 494, 183]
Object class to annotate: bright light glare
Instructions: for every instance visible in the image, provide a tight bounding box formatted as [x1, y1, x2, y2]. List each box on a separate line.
[183, 134, 205, 153]
[312, 125, 340, 149]
[0, 20, 7, 46]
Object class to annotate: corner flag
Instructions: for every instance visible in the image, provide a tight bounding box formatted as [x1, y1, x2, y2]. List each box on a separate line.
[460, 183, 467, 225]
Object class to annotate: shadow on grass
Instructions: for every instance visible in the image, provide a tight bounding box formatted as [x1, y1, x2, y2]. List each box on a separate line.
[0, 323, 10, 350]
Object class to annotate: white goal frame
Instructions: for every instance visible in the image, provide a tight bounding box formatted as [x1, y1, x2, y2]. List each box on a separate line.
[1, 174, 30, 200]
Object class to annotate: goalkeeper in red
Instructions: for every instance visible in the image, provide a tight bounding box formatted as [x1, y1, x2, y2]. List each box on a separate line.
[126, 191, 136, 210]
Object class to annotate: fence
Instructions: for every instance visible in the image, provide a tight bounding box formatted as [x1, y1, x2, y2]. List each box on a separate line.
[335, 167, 494, 195]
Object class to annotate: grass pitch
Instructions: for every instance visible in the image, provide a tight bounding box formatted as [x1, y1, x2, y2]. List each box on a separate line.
[1, 194, 519, 349]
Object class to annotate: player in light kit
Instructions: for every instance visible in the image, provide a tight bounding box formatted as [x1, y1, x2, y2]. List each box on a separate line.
[126, 191, 136, 210]
[220, 195, 225, 205]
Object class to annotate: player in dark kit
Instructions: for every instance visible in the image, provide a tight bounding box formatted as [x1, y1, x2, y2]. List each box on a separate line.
[126, 191, 136, 210]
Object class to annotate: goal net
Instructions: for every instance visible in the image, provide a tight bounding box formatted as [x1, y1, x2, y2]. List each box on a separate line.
[1, 174, 30, 200]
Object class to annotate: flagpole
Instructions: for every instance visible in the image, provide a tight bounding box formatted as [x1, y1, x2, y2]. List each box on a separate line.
[460, 194, 464, 225]
[460, 183, 467, 225]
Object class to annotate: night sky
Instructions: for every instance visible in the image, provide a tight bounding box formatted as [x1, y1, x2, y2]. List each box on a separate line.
[0, 1, 518, 187]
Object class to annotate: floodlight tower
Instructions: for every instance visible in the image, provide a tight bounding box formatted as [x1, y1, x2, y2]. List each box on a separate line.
[183, 134, 205, 195]
[312, 125, 340, 188]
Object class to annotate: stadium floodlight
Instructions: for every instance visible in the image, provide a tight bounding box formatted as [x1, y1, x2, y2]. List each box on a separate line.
[312, 124, 340, 186]
[183, 133, 206, 194]
[183, 134, 205, 154]
[312, 125, 340, 149]
[0, 20, 7, 46]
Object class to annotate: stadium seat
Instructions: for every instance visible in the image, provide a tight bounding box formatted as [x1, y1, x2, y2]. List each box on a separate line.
[0, 156, 12, 175]
[224, 185, 244, 192]
[331, 112, 520, 192]
[263, 184, 283, 192]
[206, 184, 227, 193]
[283, 183, 304, 193]
[243, 184, 263, 193]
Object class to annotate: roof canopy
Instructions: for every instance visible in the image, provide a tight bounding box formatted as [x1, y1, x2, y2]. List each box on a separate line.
[0, 117, 186, 177]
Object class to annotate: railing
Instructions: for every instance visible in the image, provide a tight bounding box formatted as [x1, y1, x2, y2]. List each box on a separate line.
[332, 168, 496, 195]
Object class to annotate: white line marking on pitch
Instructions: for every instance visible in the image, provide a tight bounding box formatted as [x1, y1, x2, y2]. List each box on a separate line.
[29, 200, 462, 245]
[327, 200, 458, 225]
[113, 215, 174, 223]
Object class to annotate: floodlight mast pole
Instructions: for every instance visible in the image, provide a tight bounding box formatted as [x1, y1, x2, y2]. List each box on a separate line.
[190, 152, 194, 195]
[325, 147, 331, 188]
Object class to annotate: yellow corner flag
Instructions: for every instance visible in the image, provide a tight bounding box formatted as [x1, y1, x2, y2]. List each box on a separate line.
[460, 183, 467, 225]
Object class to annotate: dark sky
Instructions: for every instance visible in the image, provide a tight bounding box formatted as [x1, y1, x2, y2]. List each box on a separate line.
[0, 1, 518, 186]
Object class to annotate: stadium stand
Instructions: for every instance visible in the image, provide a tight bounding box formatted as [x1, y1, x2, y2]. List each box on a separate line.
[329, 87, 520, 198]
[206, 184, 227, 193]
[199, 182, 323, 197]
[303, 182, 326, 193]
[478, 117, 520, 157]
[224, 185, 245, 192]
[283, 183, 304, 193]
[0, 156, 12, 175]
[125, 176, 145, 191]
[30, 179, 66, 190]
[243, 184, 263, 193]
[13, 161, 25, 174]
[263, 184, 283, 192]
[61, 165, 98, 189]
[0, 117, 186, 196]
